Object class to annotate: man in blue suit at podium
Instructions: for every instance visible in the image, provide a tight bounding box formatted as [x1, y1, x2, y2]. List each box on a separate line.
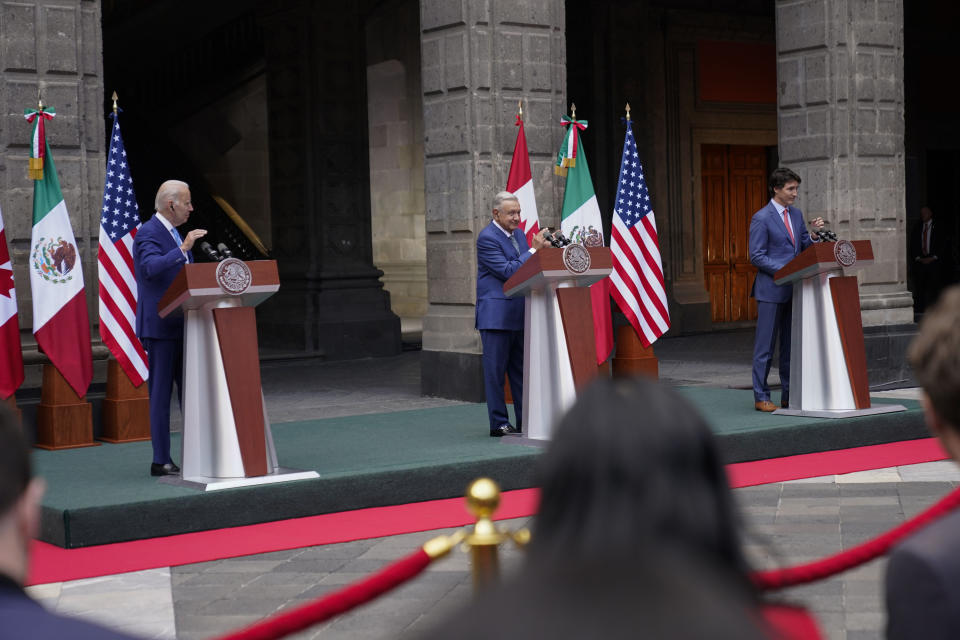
[133, 180, 207, 476]
[749, 168, 823, 412]
[476, 191, 548, 437]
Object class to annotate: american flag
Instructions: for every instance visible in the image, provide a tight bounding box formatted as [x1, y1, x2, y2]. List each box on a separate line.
[609, 120, 670, 347]
[97, 112, 148, 385]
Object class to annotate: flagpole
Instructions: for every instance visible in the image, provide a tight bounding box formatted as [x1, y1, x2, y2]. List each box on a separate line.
[112, 91, 119, 115]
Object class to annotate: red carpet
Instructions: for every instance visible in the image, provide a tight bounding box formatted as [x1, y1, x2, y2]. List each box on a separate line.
[28, 438, 947, 586]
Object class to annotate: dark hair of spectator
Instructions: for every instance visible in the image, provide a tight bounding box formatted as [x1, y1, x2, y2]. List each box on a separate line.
[908, 284, 960, 428]
[769, 167, 802, 192]
[529, 377, 752, 588]
[0, 404, 31, 515]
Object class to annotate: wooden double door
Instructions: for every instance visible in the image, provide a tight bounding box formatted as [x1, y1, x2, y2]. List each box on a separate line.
[702, 144, 768, 323]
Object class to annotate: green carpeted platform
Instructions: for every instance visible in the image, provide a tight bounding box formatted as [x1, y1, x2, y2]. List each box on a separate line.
[35, 389, 924, 548]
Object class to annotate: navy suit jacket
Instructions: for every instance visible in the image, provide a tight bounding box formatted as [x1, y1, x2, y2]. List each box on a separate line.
[133, 214, 190, 340]
[0, 575, 138, 639]
[475, 221, 532, 331]
[749, 201, 813, 304]
[886, 509, 960, 640]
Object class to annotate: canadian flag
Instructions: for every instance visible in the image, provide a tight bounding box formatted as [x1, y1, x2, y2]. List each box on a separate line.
[0, 207, 25, 399]
[506, 114, 540, 245]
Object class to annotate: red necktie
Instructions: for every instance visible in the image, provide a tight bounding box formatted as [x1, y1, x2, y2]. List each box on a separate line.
[783, 209, 795, 245]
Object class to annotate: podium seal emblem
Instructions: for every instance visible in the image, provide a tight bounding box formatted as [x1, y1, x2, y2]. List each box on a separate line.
[215, 258, 252, 295]
[562, 244, 591, 275]
[833, 239, 857, 267]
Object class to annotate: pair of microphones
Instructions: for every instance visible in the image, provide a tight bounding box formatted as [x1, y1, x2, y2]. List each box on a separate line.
[542, 228, 572, 248]
[199, 241, 235, 262]
[808, 220, 838, 242]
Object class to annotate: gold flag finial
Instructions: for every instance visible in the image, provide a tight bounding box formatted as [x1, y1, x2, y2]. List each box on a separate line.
[570, 102, 576, 120]
[37, 89, 44, 111]
[518, 100, 523, 120]
[625, 102, 631, 122]
[112, 91, 119, 115]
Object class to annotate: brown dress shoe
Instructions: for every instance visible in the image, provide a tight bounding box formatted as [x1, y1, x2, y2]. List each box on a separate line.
[754, 400, 777, 412]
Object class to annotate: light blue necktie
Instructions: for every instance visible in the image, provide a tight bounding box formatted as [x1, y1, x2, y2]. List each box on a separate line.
[170, 227, 191, 263]
[510, 234, 520, 256]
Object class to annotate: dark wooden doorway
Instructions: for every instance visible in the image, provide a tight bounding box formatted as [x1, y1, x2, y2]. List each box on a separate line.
[702, 144, 768, 323]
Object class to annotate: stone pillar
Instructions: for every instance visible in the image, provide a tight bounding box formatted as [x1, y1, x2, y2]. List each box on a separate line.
[0, 0, 106, 386]
[776, 0, 913, 383]
[418, 0, 566, 400]
[258, 1, 400, 358]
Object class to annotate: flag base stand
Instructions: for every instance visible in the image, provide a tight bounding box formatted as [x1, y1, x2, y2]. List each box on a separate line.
[100, 358, 150, 443]
[611, 325, 659, 379]
[34, 364, 98, 451]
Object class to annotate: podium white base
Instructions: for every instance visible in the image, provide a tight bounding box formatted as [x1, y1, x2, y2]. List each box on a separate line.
[773, 404, 907, 419]
[158, 468, 320, 492]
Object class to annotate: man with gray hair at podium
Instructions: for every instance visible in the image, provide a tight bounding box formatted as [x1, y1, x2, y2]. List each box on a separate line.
[133, 180, 206, 477]
[0, 405, 140, 639]
[476, 191, 549, 437]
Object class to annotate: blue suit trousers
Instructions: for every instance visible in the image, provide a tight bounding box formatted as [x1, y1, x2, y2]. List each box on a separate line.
[143, 337, 183, 464]
[480, 328, 524, 431]
[752, 300, 792, 405]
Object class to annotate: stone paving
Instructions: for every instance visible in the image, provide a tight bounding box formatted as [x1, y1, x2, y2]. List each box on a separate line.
[23, 332, 945, 639]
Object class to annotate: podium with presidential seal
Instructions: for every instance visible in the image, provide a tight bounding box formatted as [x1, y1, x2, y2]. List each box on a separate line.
[156, 259, 318, 490]
[503, 245, 612, 440]
[773, 240, 906, 418]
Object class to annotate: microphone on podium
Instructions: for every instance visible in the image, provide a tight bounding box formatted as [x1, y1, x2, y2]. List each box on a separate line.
[199, 241, 221, 262]
[217, 242, 234, 259]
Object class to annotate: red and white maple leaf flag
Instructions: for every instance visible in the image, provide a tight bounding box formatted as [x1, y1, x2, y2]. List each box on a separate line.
[506, 113, 540, 245]
[25, 104, 93, 396]
[0, 207, 25, 399]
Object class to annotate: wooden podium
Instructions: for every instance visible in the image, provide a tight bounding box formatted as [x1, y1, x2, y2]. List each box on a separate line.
[503, 247, 612, 440]
[157, 259, 318, 490]
[773, 241, 905, 417]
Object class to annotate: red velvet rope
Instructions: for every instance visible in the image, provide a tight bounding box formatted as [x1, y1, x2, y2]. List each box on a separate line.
[215, 548, 432, 640]
[753, 485, 960, 591]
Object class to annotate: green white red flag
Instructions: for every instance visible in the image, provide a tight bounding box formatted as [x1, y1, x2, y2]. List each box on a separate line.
[0, 206, 24, 399]
[556, 116, 614, 364]
[25, 105, 93, 396]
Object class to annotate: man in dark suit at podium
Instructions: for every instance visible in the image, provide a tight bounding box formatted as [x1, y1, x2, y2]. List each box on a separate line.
[476, 191, 548, 437]
[748, 168, 823, 412]
[133, 180, 206, 476]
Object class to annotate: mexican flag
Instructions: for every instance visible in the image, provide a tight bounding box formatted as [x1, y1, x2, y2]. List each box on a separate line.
[25, 106, 93, 397]
[0, 207, 24, 399]
[506, 114, 540, 246]
[557, 118, 614, 364]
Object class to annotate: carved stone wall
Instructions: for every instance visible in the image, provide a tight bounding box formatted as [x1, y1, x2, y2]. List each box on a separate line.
[418, 0, 567, 400]
[0, 0, 106, 384]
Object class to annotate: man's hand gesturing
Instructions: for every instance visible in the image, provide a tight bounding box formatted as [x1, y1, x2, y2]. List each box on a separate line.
[181, 228, 207, 252]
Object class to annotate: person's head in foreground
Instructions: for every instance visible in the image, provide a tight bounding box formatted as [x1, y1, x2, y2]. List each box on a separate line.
[0, 405, 43, 586]
[908, 284, 960, 457]
[531, 376, 749, 579]
[421, 377, 772, 640]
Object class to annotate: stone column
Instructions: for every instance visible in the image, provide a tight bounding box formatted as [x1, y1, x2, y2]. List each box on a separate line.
[776, 0, 913, 383]
[258, 1, 400, 358]
[0, 0, 106, 385]
[418, 0, 566, 400]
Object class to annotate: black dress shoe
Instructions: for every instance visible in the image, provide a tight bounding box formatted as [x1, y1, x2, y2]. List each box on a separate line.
[151, 462, 181, 476]
[490, 424, 521, 437]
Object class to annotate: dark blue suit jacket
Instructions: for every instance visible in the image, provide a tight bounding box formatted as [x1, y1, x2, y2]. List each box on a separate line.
[749, 201, 813, 303]
[475, 221, 532, 331]
[0, 575, 138, 639]
[886, 509, 960, 640]
[133, 214, 190, 340]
